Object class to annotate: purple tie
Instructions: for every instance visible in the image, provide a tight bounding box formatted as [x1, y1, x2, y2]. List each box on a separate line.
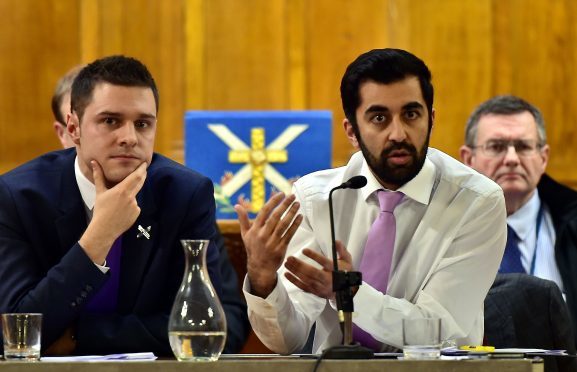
[353, 190, 404, 350]
[85, 236, 122, 312]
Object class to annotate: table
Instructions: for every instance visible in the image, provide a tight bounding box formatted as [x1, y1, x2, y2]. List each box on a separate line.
[0, 358, 543, 372]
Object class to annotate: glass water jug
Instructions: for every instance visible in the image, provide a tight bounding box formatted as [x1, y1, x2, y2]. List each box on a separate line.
[168, 239, 227, 361]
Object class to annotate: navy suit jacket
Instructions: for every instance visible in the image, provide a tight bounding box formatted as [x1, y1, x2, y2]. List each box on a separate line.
[213, 231, 250, 353]
[0, 149, 223, 356]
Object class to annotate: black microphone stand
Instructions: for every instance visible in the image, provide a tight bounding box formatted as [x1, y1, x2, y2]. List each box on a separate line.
[322, 179, 373, 359]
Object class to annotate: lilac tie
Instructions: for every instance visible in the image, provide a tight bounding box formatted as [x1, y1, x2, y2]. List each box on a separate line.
[353, 190, 404, 350]
[85, 236, 122, 312]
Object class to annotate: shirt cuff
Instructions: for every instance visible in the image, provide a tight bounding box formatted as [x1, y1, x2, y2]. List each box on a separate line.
[243, 274, 280, 300]
[94, 260, 110, 274]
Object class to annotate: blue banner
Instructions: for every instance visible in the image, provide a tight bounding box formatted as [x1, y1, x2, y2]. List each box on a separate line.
[184, 111, 332, 219]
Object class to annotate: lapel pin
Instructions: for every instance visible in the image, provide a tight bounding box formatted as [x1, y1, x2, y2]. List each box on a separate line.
[137, 225, 151, 240]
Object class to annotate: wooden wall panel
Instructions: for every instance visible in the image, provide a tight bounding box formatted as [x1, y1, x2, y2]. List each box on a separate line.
[79, 0, 186, 160]
[306, 0, 390, 167]
[0, 0, 80, 173]
[397, 0, 493, 159]
[493, 0, 577, 186]
[79, 0, 100, 62]
[304, 0, 493, 168]
[1, 0, 577, 187]
[201, 0, 288, 110]
[184, 0, 204, 108]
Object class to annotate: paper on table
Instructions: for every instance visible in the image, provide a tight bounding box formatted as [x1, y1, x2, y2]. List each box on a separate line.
[493, 348, 567, 355]
[41, 352, 157, 362]
[218, 354, 323, 359]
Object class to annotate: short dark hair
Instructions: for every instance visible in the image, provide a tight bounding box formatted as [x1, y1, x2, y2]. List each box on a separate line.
[464, 95, 546, 147]
[71, 55, 159, 121]
[340, 48, 434, 131]
[51, 65, 83, 126]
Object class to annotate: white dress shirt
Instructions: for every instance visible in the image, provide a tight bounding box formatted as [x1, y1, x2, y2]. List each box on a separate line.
[507, 191, 562, 293]
[243, 148, 506, 354]
[75, 156, 96, 212]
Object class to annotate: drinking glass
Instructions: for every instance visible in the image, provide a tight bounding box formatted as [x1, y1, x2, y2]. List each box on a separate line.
[402, 318, 441, 359]
[2, 313, 42, 361]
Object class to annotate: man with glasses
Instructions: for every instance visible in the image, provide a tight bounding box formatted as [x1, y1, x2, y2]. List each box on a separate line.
[460, 95, 577, 343]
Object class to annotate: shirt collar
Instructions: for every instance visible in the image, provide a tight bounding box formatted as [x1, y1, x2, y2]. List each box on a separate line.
[74, 156, 96, 210]
[359, 149, 435, 205]
[507, 190, 540, 241]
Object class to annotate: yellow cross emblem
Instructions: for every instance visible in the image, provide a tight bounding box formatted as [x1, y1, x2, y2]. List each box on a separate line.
[208, 124, 308, 212]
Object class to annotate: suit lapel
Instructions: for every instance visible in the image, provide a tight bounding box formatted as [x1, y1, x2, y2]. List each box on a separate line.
[55, 153, 87, 255]
[119, 179, 158, 311]
[52, 153, 160, 311]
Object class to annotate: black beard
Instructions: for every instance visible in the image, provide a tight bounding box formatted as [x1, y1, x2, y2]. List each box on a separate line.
[358, 133, 430, 189]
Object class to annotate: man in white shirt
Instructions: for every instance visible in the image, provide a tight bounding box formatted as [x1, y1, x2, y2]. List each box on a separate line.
[460, 94, 577, 344]
[235, 48, 507, 353]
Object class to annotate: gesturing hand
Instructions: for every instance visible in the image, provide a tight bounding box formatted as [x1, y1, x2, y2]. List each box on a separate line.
[79, 160, 147, 264]
[284, 241, 352, 300]
[235, 192, 303, 298]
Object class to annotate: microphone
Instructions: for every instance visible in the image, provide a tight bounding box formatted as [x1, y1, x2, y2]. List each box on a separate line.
[327, 175, 373, 357]
[339, 175, 367, 190]
[329, 175, 367, 269]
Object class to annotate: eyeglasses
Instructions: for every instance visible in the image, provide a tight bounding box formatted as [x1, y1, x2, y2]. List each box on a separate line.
[473, 139, 543, 157]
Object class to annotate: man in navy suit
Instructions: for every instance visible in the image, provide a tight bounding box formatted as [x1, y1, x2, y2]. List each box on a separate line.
[460, 95, 577, 345]
[0, 56, 223, 356]
[48, 62, 249, 354]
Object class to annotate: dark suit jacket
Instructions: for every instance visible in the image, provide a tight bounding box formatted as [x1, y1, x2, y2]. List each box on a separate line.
[484, 273, 576, 353]
[0, 149, 225, 356]
[214, 231, 250, 353]
[539, 174, 577, 346]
